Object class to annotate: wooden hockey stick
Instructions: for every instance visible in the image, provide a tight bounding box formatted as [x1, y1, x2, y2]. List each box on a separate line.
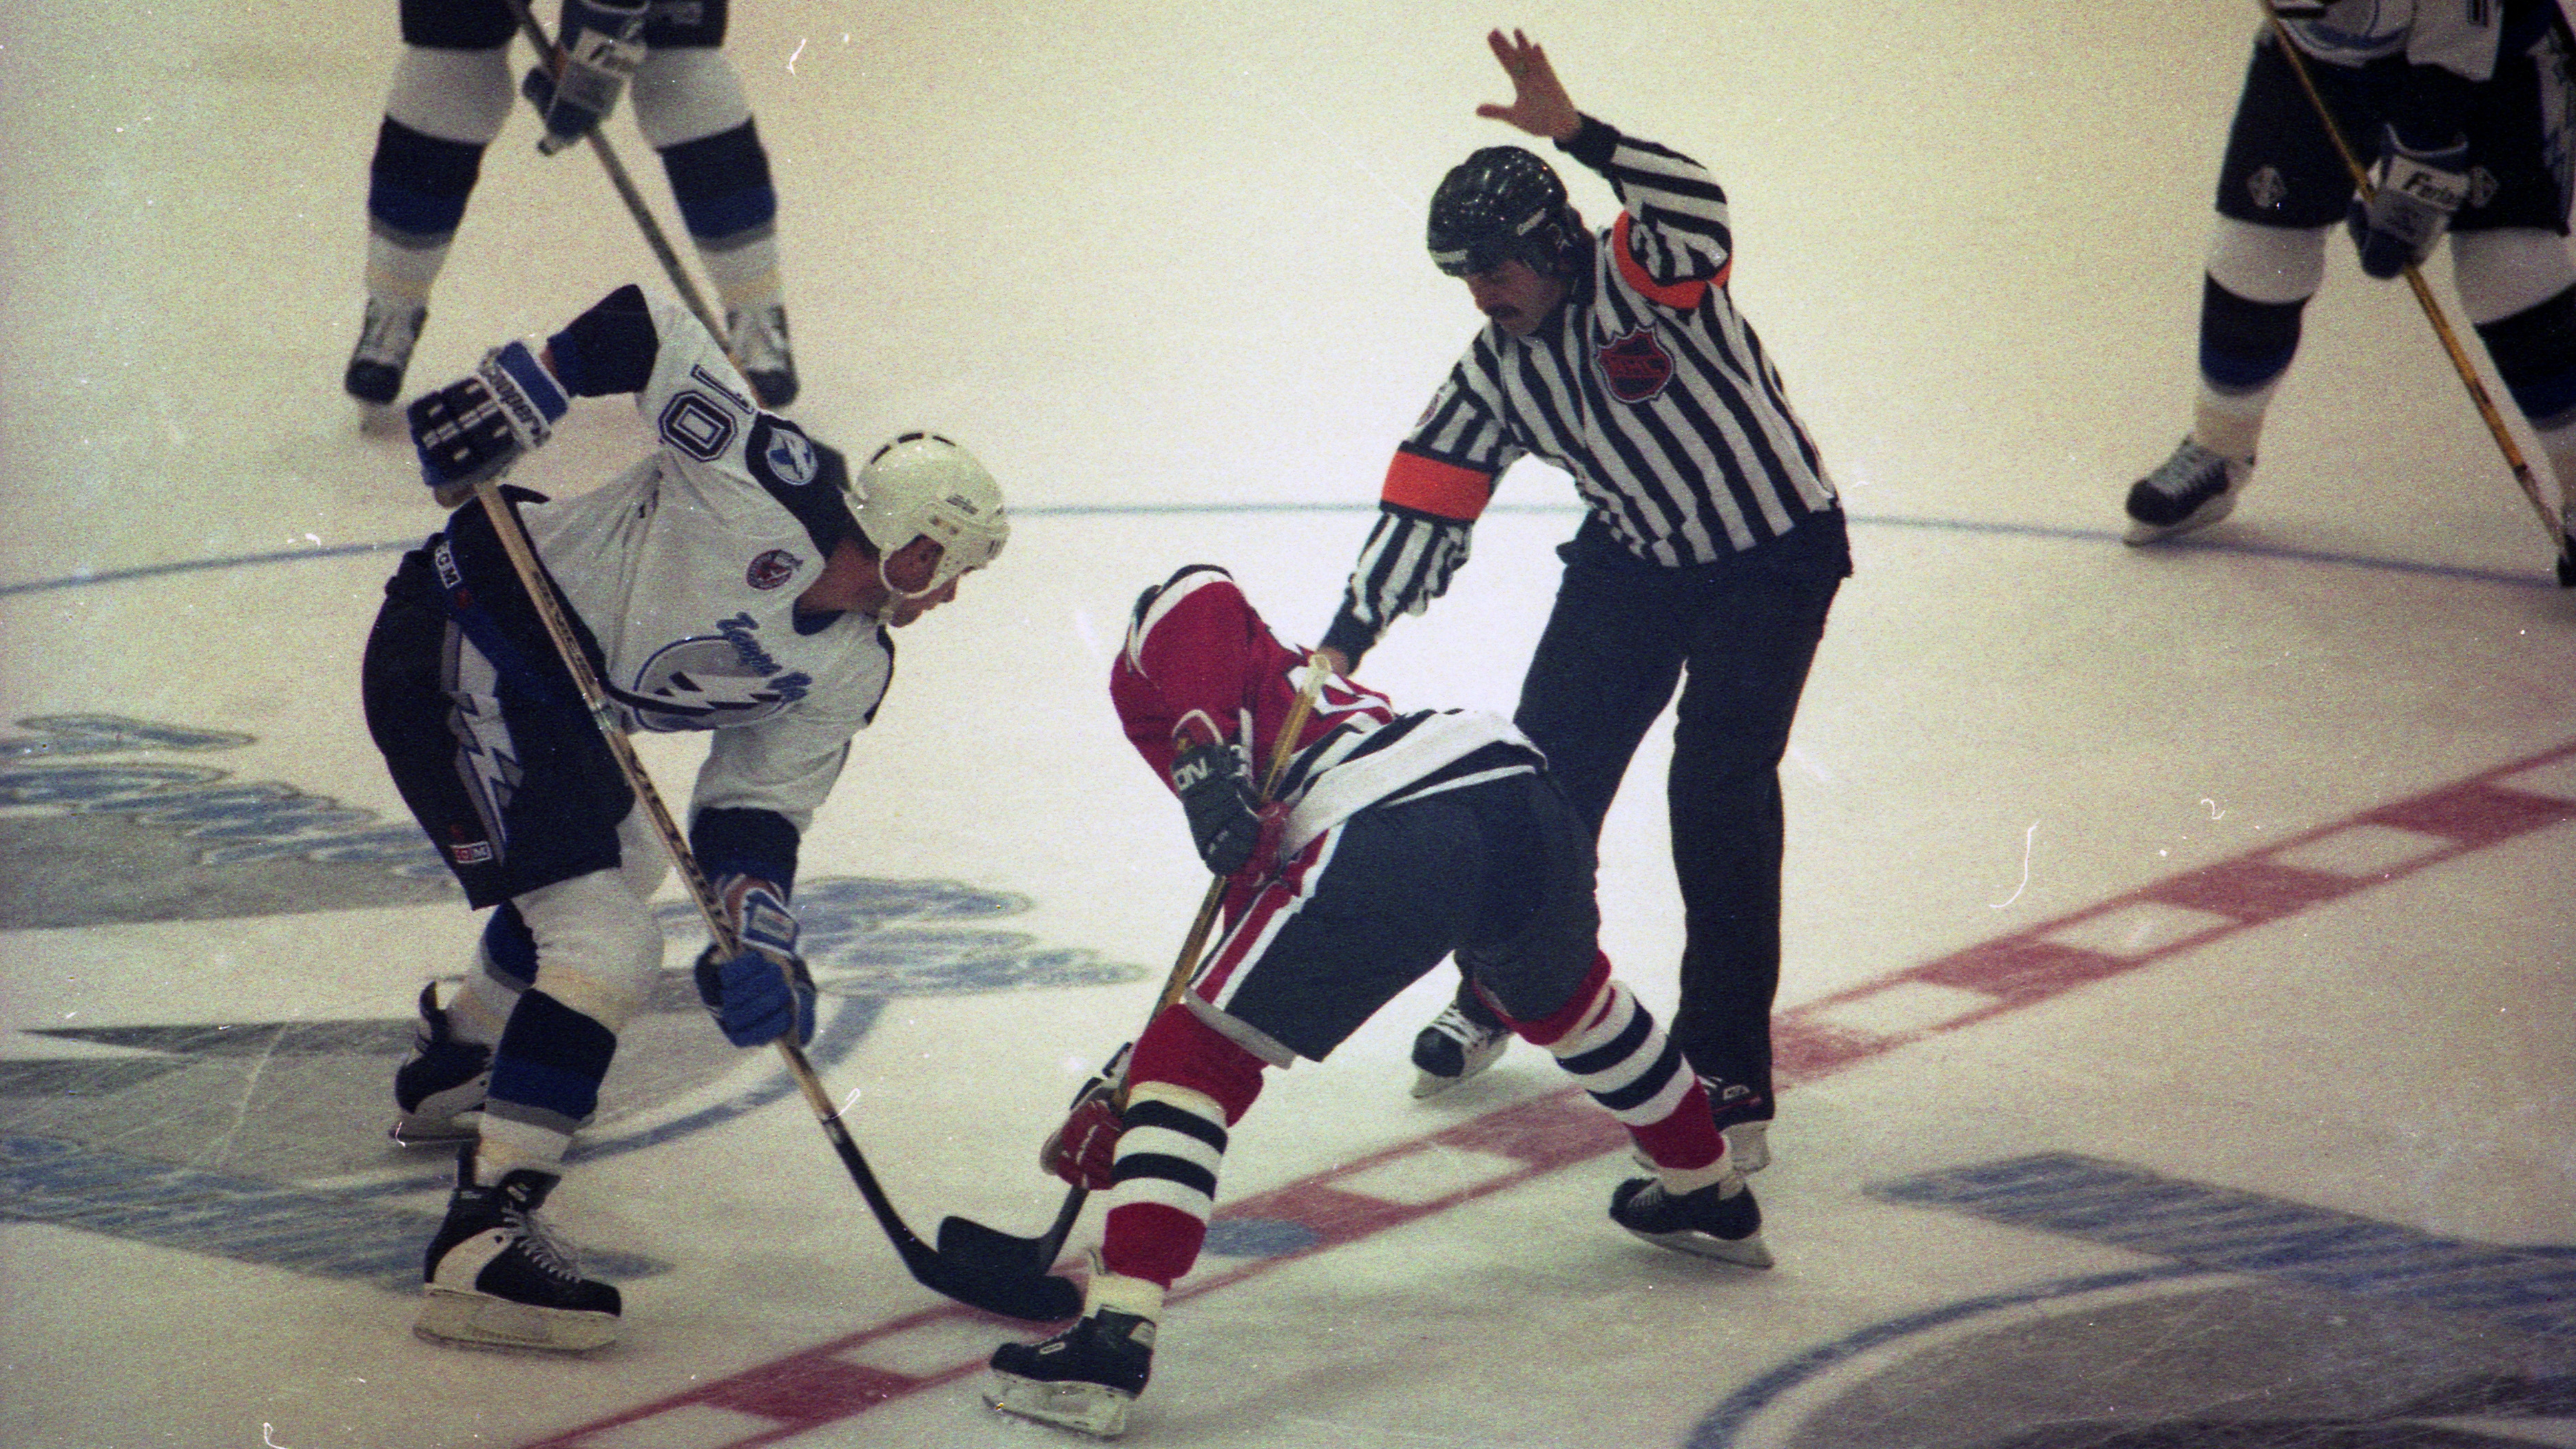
[463, 470, 1079, 1324]
[935, 651, 1336, 1281]
[2261, 7, 2576, 584]
[501, 0, 729, 349]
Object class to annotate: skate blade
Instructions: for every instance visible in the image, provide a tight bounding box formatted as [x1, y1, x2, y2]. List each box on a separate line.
[2122, 490, 2241, 545]
[984, 1372, 1133, 1439]
[415, 1289, 617, 1355]
[1410, 1070, 1466, 1100]
[387, 1113, 480, 1149]
[1625, 1225, 1775, 1270]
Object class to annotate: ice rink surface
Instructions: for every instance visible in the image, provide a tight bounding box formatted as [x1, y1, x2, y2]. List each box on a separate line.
[3, 2, 2573, 1446]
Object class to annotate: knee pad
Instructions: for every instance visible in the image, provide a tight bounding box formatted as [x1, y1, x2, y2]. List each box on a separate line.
[2203, 216, 2325, 306]
[510, 867, 665, 1032]
[2451, 227, 2576, 326]
[612, 806, 670, 901]
[632, 47, 752, 149]
[384, 45, 512, 144]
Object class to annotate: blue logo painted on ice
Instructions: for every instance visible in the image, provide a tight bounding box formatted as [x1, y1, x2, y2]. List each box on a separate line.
[0, 713, 1150, 1285]
[1694, 1154, 2576, 1449]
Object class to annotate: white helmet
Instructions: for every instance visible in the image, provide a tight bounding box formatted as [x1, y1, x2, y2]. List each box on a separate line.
[853, 432, 1010, 597]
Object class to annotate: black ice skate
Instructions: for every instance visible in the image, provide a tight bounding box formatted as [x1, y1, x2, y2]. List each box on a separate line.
[390, 982, 490, 1148]
[985, 1307, 1157, 1438]
[1410, 1000, 1509, 1098]
[346, 295, 427, 407]
[2124, 437, 2252, 544]
[727, 303, 798, 408]
[415, 1154, 621, 1354]
[1610, 1169, 1774, 1269]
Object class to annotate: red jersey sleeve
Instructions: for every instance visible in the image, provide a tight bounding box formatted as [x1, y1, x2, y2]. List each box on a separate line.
[1110, 567, 1358, 792]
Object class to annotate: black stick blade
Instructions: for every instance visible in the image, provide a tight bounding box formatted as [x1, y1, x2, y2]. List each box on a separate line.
[908, 1250, 1081, 1323]
[937, 1213, 1066, 1280]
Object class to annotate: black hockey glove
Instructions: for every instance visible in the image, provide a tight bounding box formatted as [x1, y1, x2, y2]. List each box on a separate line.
[1172, 740, 1264, 876]
[408, 340, 570, 505]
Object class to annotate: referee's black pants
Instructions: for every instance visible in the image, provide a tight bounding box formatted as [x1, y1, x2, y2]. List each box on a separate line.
[1499, 508, 1847, 1114]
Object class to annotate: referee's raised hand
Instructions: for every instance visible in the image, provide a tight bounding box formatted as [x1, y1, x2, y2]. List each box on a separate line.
[1475, 29, 1581, 143]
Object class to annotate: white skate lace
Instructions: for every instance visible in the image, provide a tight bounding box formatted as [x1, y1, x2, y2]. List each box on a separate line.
[503, 1205, 585, 1284]
[1425, 1004, 1504, 1049]
[728, 306, 789, 370]
[355, 301, 422, 366]
[2139, 439, 2225, 499]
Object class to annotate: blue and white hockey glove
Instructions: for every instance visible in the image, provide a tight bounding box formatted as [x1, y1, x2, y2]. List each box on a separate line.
[521, 0, 648, 156]
[692, 875, 817, 1048]
[408, 340, 570, 503]
[2346, 125, 2470, 280]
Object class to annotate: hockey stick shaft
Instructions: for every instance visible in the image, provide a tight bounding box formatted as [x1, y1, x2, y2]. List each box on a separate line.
[464, 475, 1075, 1321]
[938, 652, 1336, 1275]
[501, 0, 729, 348]
[2261, 8, 2571, 563]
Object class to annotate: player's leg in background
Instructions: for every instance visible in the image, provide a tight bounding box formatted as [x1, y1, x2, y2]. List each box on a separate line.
[2453, 23, 2576, 554]
[347, 0, 517, 406]
[1403, 518, 1684, 1097]
[2126, 34, 2383, 541]
[1458, 772, 1766, 1264]
[630, 0, 797, 406]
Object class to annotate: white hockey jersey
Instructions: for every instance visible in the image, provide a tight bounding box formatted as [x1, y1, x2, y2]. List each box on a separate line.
[514, 294, 889, 835]
[2278, 0, 2516, 76]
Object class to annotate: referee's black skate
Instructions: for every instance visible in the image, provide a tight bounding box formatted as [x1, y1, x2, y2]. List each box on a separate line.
[416, 1153, 621, 1354]
[985, 1306, 1156, 1438]
[1610, 1169, 1773, 1269]
[390, 981, 490, 1147]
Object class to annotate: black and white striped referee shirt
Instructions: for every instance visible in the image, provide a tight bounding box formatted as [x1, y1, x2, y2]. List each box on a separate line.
[1324, 115, 1838, 665]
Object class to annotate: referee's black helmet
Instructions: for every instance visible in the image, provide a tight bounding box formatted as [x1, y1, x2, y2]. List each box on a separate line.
[1426, 146, 1583, 278]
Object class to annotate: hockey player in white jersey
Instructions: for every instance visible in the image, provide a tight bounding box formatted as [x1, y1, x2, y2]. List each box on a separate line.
[360, 283, 1007, 1352]
[2126, 0, 2576, 572]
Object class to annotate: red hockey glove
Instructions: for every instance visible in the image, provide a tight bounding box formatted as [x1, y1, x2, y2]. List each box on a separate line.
[1040, 1043, 1130, 1190]
[1043, 1097, 1124, 1190]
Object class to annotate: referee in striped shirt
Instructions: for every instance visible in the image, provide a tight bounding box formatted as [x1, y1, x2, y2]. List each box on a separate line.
[1320, 31, 1850, 1171]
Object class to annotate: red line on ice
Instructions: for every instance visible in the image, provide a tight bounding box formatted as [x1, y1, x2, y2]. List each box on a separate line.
[521, 739, 2575, 1448]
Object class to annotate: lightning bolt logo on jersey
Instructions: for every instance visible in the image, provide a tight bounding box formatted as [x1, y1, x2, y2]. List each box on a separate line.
[508, 293, 893, 833]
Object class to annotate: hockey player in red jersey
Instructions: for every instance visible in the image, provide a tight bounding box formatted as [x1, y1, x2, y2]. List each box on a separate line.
[983, 565, 1765, 1439]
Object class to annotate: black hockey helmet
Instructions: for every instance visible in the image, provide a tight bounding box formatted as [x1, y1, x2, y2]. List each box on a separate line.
[1426, 146, 1583, 278]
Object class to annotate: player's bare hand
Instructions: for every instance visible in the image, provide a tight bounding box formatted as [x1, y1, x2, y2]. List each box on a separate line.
[1475, 29, 1579, 143]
